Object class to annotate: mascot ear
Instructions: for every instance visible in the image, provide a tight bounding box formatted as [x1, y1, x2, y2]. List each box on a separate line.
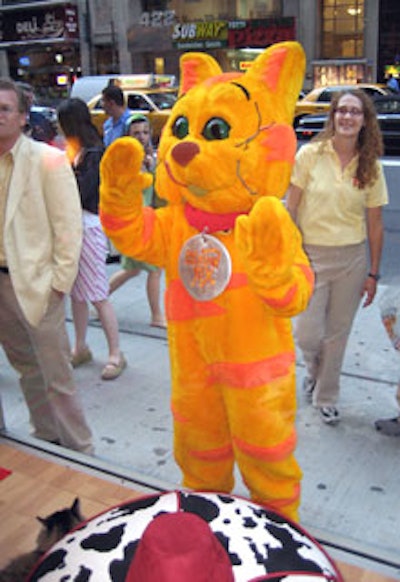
[179, 52, 222, 96]
[244, 41, 306, 120]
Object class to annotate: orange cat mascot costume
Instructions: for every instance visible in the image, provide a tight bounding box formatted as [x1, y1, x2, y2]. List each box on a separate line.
[100, 41, 314, 521]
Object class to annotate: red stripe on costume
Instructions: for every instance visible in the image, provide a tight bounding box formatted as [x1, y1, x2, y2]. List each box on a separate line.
[208, 352, 295, 388]
[142, 207, 155, 244]
[171, 403, 188, 423]
[233, 429, 297, 462]
[99, 210, 132, 231]
[263, 283, 298, 309]
[227, 272, 247, 289]
[190, 443, 234, 461]
[296, 263, 315, 286]
[166, 280, 225, 321]
[261, 484, 301, 511]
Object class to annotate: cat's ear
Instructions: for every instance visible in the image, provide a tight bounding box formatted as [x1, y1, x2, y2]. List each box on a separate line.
[179, 52, 222, 96]
[244, 41, 305, 119]
[71, 497, 81, 518]
[36, 516, 47, 526]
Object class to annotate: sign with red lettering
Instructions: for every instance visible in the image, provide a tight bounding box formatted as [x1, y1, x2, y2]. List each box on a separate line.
[228, 18, 295, 48]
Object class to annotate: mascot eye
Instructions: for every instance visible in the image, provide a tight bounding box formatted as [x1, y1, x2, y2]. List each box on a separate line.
[172, 116, 189, 139]
[202, 118, 230, 140]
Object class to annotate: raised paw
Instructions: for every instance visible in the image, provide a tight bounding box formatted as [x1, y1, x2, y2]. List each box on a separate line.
[100, 137, 153, 195]
[235, 197, 298, 270]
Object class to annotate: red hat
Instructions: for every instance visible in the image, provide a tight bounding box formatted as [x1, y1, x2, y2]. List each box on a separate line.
[125, 512, 234, 582]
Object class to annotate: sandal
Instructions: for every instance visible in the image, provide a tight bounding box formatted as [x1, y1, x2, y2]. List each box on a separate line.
[150, 320, 167, 329]
[375, 416, 400, 436]
[101, 353, 127, 381]
[71, 347, 93, 368]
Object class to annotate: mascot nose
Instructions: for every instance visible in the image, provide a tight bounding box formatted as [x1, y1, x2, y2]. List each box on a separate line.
[171, 142, 200, 167]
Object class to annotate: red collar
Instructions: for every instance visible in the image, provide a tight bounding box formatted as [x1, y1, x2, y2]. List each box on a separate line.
[184, 203, 246, 233]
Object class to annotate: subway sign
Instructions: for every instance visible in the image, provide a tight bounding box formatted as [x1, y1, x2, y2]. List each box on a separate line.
[172, 21, 228, 50]
[172, 17, 295, 50]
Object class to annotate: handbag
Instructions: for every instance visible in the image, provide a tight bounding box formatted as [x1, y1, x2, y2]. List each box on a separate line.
[379, 286, 400, 351]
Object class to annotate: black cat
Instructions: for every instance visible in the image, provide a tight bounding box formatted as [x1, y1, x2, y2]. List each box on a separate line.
[0, 498, 84, 582]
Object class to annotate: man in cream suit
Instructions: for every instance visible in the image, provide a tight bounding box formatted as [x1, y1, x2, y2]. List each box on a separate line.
[0, 78, 93, 453]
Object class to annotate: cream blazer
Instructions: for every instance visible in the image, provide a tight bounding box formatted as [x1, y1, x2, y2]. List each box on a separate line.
[3, 135, 82, 326]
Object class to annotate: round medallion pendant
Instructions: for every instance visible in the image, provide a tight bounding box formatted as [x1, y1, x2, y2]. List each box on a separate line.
[178, 233, 232, 301]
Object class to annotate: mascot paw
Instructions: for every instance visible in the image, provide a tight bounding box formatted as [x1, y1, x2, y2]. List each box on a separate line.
[100, 137, 153, 200]
[235, 197, 297, 270]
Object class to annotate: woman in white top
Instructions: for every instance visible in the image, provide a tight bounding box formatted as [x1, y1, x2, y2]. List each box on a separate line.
[286, 89, 388, 424]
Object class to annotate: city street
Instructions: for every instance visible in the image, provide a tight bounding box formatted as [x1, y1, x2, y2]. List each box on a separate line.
[380, 158, 400, 283]
[1, 156, 400, 578]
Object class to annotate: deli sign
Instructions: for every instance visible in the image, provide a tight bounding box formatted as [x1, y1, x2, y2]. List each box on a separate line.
[0, 4, 79, 46]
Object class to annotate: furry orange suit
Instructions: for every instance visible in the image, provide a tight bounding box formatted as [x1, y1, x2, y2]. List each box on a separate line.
[100, 41, 314, 521]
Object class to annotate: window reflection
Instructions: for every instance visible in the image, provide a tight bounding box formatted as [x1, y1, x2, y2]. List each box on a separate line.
[322, 0, 364, 58]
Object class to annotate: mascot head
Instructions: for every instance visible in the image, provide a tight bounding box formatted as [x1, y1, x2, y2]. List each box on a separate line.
[156, 41, 305, 214]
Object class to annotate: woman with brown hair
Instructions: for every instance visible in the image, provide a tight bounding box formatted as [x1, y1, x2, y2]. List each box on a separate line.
[58, 98, 126, 380]
[286, 89, 388, 424]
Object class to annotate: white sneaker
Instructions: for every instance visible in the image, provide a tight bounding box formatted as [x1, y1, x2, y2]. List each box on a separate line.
[319, 406, 340, 425]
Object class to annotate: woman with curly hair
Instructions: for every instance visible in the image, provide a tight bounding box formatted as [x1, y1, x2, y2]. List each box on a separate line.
[286, 89, 388, 425]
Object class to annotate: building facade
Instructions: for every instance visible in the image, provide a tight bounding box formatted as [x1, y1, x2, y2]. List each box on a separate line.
[0, 0, 398, 103]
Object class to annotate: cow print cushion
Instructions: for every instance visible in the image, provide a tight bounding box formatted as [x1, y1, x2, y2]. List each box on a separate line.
[28, 491, 343, 581]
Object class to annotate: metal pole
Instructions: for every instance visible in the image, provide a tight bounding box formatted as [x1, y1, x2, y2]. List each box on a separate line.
[112, 0, 131, 73]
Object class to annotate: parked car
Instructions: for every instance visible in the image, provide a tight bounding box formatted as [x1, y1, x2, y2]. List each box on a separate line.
[31, 104, 58, 125]
[295, 94, 400, 154]
[372, 94, 400, 153]
[29, 104, 58, 144]
[82, 74, 178, 144]
[294, 83, 391, 127]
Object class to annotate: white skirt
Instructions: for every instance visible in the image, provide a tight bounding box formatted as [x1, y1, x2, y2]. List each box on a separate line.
[71, 223, 109, 302]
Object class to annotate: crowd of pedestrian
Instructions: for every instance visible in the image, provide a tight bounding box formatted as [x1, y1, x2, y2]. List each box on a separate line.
[1, 77, 399, 462]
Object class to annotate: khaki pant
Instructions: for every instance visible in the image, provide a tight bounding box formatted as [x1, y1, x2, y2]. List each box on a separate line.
[0, 272, 93, 453]
[295, 243, 367, 407]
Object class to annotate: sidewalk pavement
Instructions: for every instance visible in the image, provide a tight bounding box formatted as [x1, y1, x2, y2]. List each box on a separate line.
[1, 265, 399, 577]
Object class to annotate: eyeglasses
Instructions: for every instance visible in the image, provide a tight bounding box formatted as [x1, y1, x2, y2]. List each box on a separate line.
[335, 106, 364, 117]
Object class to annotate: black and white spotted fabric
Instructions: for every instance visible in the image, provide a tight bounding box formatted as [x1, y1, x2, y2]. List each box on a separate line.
[28, 491, 343, 581]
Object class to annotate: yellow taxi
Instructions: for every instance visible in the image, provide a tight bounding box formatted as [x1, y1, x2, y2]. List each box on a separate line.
[294, 83, 391, 126]
[84, 74, 178, 144]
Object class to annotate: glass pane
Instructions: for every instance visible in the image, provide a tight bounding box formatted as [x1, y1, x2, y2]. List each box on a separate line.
[127, 94, 152, 111]
[323, 6, 335, 18]
[321, 0, 364, 59]
[318, 90, 334, 102]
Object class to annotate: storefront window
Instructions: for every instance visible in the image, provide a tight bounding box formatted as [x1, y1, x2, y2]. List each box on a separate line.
[237, 0, 281, 19]
[378, 0, 400, 82]
[322, 0, 364, 59]
[170, 0, 281, 21]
